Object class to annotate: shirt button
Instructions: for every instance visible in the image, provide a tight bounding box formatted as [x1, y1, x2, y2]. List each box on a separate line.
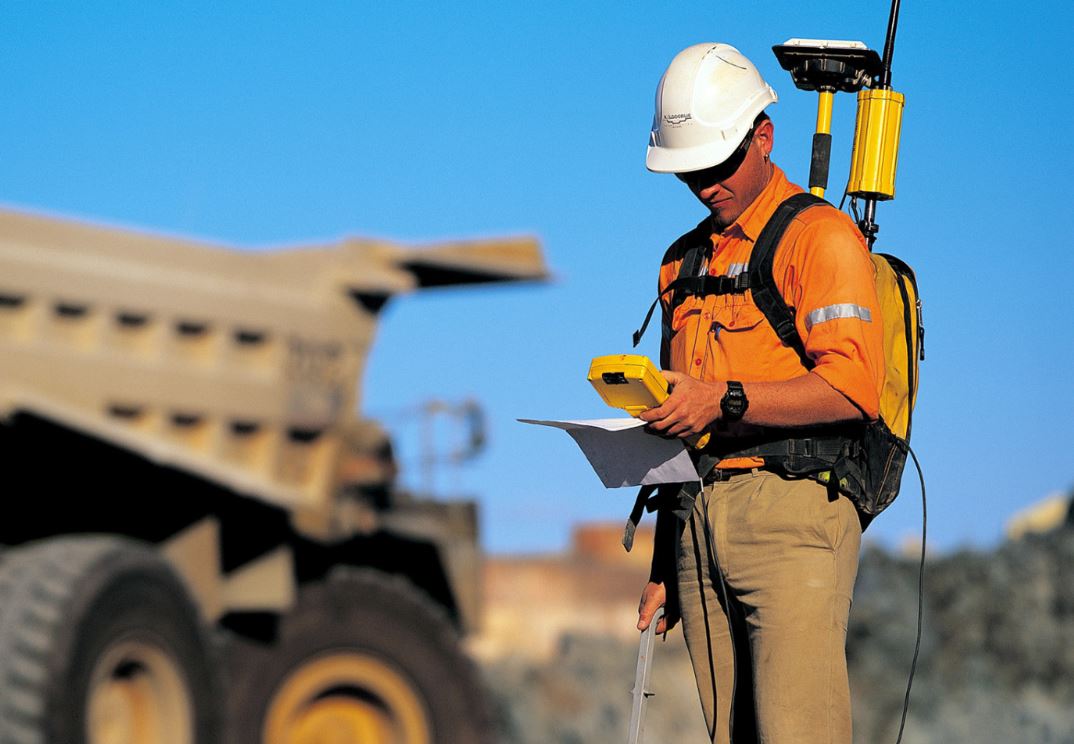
[694, 358, 702, 366]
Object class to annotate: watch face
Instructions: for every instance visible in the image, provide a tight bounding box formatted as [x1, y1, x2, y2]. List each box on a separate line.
[721, 382, 748, 420]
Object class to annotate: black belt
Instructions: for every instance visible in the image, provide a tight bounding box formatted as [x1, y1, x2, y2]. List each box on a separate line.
[703, 467, 755, 484]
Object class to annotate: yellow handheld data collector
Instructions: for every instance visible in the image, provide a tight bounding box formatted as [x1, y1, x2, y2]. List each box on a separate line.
[587, 354, 669, 416]
[588, 354, 711, 448]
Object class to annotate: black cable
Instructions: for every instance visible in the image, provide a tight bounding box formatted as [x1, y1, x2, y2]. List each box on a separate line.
[895, 444, 926, 744]
[700, 488, 741, 743]
[838, 179, 851, 211]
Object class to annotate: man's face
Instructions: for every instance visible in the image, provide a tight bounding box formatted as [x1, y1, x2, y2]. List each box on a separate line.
[676, 119, 775, 231]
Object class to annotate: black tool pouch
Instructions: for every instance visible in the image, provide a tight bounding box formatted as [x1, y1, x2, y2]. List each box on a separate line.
[832, 419, 908, 522]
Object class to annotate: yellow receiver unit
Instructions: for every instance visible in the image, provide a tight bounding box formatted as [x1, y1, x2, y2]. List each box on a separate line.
[848, 88, 905, 200]
[588, 354, 710, 449]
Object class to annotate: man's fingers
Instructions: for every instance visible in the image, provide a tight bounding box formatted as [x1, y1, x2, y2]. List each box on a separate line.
[638, 582, 668, 632]
[666, 418, 702, 437]
[639, 396, 676, 423]
[660, 370, 685, 386]
[637, 600, 657, 630]
[637, 594, 663, 631]
[665, 421, 690, 437]
[646, 413, 694, 438]
[640, 394, 685, 427]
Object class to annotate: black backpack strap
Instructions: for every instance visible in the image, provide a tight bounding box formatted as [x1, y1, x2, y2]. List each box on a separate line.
[633, 243, 751, 347]
[747, 192, 827, 370]
[622, 451, 721, 551]
[632, 239, 706, 347]
[622, 484, 658, 552]
[725, 434, 850, 460]
[659, 295, 672, 369]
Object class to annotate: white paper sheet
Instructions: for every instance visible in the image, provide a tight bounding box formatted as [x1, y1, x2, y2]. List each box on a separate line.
[518, 417, 699, 488]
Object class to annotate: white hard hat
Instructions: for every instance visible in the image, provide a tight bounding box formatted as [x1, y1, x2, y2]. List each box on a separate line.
[646, 43, 778, 174]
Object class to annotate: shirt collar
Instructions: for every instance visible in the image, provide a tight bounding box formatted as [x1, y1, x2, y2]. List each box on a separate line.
[719, 165, 795, 243]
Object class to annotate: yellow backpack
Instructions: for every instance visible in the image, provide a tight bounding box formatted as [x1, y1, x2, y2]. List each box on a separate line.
[742, 194, 924, 521]
[814, 249, 923, 521]
[870, 251, 923, 443]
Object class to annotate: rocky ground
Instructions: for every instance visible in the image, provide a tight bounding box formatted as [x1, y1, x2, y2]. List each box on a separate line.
[481, 507, 1074, 743]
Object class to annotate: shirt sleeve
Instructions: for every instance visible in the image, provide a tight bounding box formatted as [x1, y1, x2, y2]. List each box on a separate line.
[783, 214, 884, 419]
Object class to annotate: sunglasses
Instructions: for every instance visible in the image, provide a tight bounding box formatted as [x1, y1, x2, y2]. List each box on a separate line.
[675, 127, 756, 189]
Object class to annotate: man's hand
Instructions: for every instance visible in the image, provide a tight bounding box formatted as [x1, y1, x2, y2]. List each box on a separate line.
[637, 580, 678, 634]
[639, 370, 725, 438]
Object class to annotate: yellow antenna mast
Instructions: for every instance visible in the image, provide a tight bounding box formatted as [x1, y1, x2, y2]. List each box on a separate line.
[773, 0, 906, 247]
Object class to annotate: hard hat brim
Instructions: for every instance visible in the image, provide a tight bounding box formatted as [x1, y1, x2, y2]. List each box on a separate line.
[645, 134, 746, 174]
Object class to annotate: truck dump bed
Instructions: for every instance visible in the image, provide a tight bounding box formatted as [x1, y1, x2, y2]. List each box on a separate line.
[0, 207, 546, 530]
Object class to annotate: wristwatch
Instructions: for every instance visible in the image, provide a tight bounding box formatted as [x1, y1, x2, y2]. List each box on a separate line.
[720, 380, 749, 421]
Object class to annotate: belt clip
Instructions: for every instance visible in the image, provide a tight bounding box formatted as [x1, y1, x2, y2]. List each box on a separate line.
[706, 468, 734, 484]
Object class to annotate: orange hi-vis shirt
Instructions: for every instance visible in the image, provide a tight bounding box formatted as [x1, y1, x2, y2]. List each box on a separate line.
[658, 166, 884, 468]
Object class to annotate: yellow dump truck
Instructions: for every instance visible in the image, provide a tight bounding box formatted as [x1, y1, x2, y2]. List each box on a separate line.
[0, 207, 547, 744]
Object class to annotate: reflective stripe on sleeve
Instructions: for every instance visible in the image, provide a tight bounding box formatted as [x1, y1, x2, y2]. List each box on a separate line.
[805, 303, 873, 330]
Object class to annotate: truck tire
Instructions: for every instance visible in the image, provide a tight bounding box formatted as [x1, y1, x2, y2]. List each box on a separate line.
[0, 536, 221, 744]
[226, 567, 493, 744]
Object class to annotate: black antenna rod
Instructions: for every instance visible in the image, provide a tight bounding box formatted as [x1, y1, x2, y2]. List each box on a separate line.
[878, 0, 901, 88]
[859, 0, 903, 248]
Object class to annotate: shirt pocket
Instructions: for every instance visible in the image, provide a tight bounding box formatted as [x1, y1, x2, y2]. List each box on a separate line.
[710, 298, 766, 336]
[666, 297, 705, 372]
[669, 297, 704, 336]
[705, 298, 772, 379]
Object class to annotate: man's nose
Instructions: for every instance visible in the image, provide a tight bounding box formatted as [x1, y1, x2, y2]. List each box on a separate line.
[698, 182, 723, 199]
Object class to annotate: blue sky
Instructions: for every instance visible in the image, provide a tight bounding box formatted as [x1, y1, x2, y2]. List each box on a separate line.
[2, 1, 1071, 554]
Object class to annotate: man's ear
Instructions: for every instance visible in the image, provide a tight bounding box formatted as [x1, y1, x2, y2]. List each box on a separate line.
[754, 117, 775, 157]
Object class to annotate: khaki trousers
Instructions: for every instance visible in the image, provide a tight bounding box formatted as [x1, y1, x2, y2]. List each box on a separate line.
[676, 470, 861, 744]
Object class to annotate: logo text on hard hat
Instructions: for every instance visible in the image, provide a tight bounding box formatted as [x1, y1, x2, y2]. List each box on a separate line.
[663, 113, 692, 127]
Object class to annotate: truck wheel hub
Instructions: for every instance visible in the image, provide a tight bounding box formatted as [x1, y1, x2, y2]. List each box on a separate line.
[265, 652, 431, 744]
[87, 639, 194, 744]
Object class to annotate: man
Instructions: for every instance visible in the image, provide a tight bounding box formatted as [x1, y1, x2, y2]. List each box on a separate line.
[634, 43, 884, 743]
